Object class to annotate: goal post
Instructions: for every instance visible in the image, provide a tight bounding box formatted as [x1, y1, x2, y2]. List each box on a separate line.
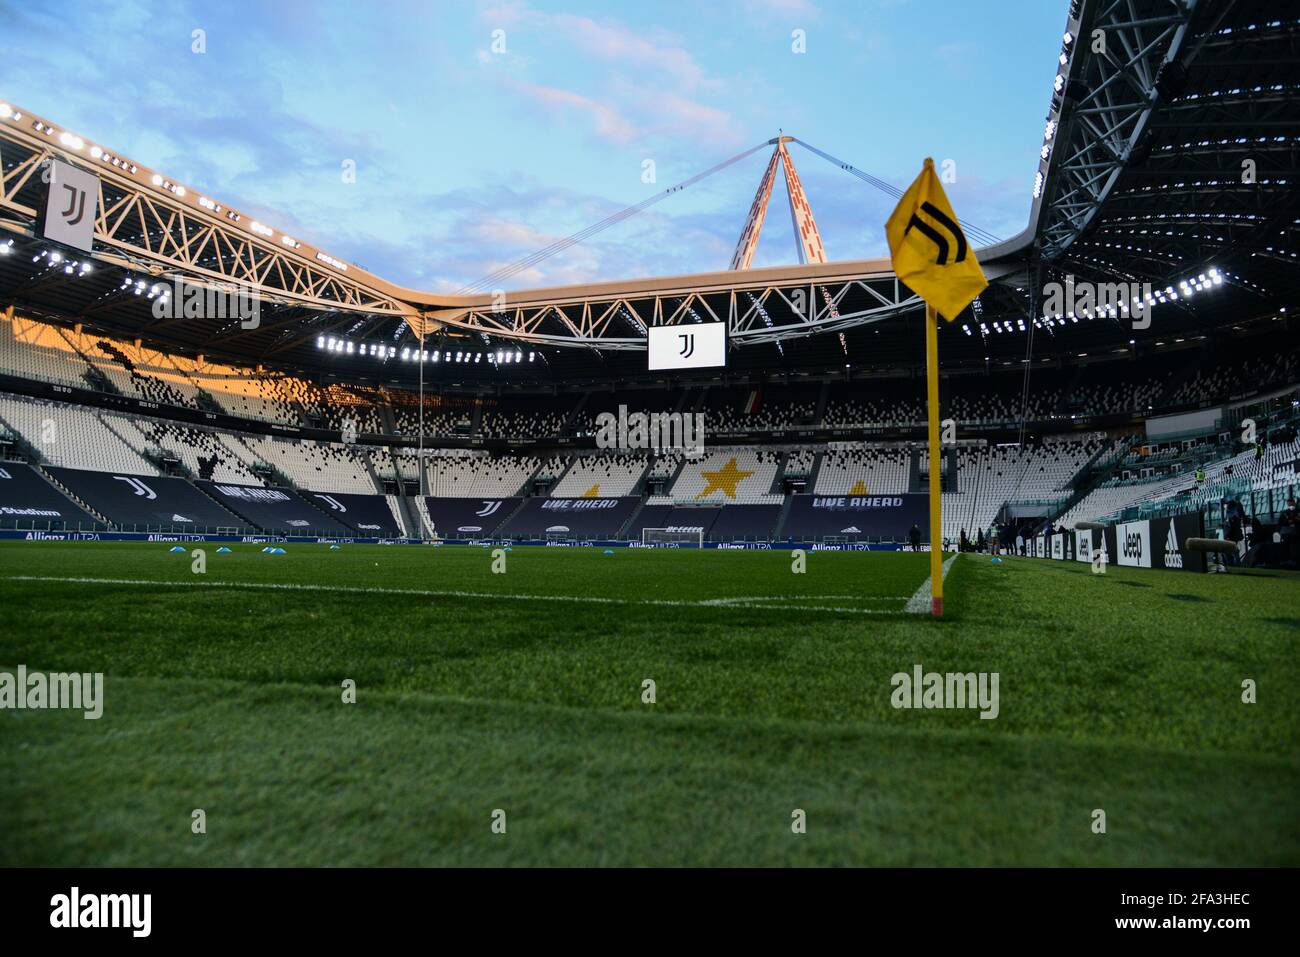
[641, 527, 704, 548]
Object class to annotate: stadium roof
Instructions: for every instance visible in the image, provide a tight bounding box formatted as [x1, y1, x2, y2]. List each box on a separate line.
[0, 0, 1295, 389]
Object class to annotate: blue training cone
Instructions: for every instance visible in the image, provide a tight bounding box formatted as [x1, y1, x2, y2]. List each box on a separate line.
[603, 549, 615, 555]
[216, 546, 232, 553]
[169, 546, 187, 553]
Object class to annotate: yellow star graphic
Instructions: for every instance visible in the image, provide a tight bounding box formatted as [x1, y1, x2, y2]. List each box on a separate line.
[697, 457, 754, 500]
[582, 484, 601, 498]
[849, 479, 868, 495]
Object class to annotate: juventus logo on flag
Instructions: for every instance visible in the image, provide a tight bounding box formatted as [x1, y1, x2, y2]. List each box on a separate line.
[904, 202, 967, 265]
[885, 158, 988, 321]
[40, 159, 99, 253]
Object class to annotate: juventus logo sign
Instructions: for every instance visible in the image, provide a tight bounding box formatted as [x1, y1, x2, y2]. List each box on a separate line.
[648, 321, 725, 371]
[60, 183, 87, 226]
[40, 159, 98, 253]
[904, 201, 968, 266]
[112, 476, 157, 500]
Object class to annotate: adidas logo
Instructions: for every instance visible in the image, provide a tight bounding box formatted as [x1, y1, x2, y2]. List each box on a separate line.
[1164, 523, 1182, 569]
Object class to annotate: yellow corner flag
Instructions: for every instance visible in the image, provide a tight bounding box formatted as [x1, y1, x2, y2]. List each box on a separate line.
[886, 158, 988, 321]
[886, 159, 988, 617]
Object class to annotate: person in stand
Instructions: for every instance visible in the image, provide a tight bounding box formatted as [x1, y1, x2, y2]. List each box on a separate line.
[908, 523, 922, 552]
[1223, 498, 1245, 565]
[1278, 498, 1299, 568]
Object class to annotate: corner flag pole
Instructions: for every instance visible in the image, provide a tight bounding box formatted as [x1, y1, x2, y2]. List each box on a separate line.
[886, 157, 988, 618]
[925, 302, 943, 617]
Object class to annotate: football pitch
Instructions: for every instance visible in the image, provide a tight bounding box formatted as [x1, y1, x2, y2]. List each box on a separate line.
[1, 540, 1296, 867]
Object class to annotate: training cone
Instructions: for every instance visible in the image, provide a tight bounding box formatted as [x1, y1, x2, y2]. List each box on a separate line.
[169, 546, 187, 553]
[329, 544, 341, 550]
[216, 546, 232, 553]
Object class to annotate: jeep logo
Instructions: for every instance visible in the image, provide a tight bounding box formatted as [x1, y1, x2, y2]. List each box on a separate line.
[1123, 531, 1143, 559]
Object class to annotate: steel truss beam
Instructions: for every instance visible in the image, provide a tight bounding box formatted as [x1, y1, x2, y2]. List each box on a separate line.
[1037, 0, 1201, 261]
[425, 275, 921, 350]
[0, 117, 415, 321]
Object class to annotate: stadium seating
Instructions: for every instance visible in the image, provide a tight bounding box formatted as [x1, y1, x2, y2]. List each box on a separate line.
[46, 466, 253, 530]
[551, 454, 648, 498]
[422, 496, 521, 538]
[426, 453, 541, 498]
[498, 496, 640, 539]
[297, 490, 404, 536]
[194, 481, 355, 536]
[2, 307, 1298, 546]
[667, 448, 782, 504]
[814, 447, 910, 496]
[0, 461, 100, 528]
[0, 394, 156, 475]
[238, 435, 378, 495]
[0, 312, 95, 390]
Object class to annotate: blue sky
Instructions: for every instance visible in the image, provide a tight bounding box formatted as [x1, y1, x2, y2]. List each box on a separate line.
[2, 0, 1067, 291]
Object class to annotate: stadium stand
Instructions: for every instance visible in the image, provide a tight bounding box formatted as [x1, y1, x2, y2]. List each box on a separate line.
[45, 466, 253, 530]
[422, 496, 521, 539]
[667, 448, 783, 504]
[0, 461, 99, 529]
[298, 490, 404, 536]
[705, 504, 783, 541]
[124, 420, 265, 485]
[814, 447, 910, 496]
[194, 481, 355, 536]
[2, 306, 1298, 545]
[426, 452, 541, 497]
[498, 497, 640, 540]
[239, 435, 378, 495]
[550, 453, 648, 498]
[0, 394, 156, 475]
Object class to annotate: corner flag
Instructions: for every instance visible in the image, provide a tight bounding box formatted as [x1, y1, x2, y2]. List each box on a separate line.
[886, 159, 987, 617]
[886, 158, 988, 321]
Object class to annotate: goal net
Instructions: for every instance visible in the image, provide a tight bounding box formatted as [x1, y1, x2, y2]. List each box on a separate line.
[641, 527, 704, 548]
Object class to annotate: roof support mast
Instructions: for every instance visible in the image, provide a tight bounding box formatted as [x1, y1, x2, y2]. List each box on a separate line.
[730, 135, 827, 270]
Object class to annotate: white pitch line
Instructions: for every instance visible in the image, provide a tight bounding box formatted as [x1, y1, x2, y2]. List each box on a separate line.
[698, 594, 910, 606]
[904, 553, 960, 614]
[6, 576, 909, 616]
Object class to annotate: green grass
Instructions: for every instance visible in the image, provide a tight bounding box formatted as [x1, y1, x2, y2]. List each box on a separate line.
[0, 540, 1296, 866]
